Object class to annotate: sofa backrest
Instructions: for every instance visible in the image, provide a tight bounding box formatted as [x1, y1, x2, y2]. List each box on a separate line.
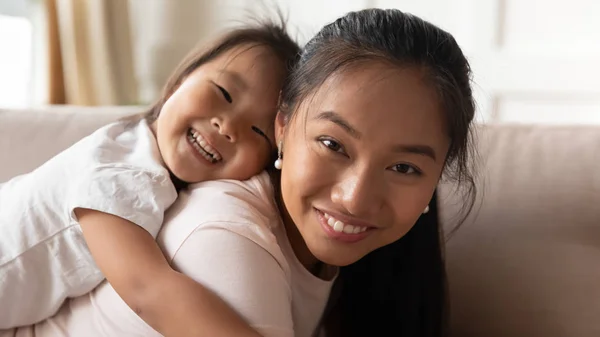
[0, 106, 140, 182]
[2, 106, 600, 336]
[440, 124, 600, 337]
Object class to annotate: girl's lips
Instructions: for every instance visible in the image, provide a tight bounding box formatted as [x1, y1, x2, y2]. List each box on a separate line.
[188, 128, 222, 161]
[186, 131, 218, 165]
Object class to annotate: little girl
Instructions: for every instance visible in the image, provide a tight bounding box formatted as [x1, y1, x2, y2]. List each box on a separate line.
[0, 21, 300, 335]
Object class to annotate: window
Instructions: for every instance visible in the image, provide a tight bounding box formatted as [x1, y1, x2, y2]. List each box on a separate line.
[0, 14, 32, 108]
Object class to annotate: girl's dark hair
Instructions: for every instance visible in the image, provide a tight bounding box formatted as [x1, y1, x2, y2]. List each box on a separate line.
[278, 8, 477, 337]
[145, 18, 301, 124]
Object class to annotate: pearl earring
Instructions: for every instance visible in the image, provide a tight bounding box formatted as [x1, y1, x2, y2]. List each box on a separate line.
[423, 205, 430, 214]
[274, 141, 283, 170]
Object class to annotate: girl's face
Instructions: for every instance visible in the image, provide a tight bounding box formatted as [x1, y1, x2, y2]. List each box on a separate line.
[153, 45, 283, 183]
[276, 63, 450, 267]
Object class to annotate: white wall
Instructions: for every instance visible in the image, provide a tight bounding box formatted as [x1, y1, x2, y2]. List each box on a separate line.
[3, 0, 597, 124]
[0, 0, 46, 108]
[129, 0, 600, 124]
[127, 0, 371, 103]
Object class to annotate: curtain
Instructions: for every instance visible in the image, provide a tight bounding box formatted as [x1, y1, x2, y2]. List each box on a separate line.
[46, 0, 137, 105]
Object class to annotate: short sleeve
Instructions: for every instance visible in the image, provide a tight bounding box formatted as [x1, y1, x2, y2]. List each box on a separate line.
[69, 165, 177, 238]
[171, 226, 295, 337]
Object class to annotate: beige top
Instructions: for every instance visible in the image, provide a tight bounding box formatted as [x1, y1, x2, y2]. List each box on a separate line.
[1, 172, 335, 337]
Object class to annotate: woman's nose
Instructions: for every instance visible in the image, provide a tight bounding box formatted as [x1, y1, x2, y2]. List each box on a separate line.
[331, 168, 384, 218]
[210, 117, 236, 142]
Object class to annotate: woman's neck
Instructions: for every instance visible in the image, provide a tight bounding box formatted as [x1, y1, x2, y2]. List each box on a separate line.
[281, 207, 323, 274]
[270, 171, 322, 275]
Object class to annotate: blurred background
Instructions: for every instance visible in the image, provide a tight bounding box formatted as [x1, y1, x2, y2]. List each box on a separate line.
[1, 0, 599, 124]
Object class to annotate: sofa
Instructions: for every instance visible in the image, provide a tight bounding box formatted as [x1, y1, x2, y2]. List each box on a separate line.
[1, 106, 599, 336]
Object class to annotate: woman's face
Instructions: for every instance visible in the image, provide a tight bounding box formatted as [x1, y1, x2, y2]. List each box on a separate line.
[276, 63, 450, 267]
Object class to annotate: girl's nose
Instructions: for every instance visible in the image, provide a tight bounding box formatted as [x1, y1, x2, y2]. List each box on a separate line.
[211, 117, 236, 142]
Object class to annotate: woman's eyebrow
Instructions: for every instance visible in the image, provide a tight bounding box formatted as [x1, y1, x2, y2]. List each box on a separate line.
[316, 110, 438, 161]
[392, 144, 437, 161]
[315, 111, 361, 139]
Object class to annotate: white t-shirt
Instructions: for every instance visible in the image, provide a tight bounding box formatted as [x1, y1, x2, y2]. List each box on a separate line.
[1, 172, 335, 337]
[0, 119, 177, 329]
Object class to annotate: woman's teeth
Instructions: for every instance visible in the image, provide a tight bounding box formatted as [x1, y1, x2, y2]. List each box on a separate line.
[323, 212, 368, 234]
[188, 129, 222, 162]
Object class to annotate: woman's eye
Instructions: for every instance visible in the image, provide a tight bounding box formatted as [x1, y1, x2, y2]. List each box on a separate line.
[216, 85, 232, 103]
[319, 138, 344, 153]
[391, 164, 420, 175]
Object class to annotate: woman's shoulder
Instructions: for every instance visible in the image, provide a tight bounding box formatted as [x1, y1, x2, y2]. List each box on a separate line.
[157, 172, 285, 261]
[186, 171, 277, 225]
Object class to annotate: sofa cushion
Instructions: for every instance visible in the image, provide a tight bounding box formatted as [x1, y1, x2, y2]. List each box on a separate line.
[440, 124, 600, 337]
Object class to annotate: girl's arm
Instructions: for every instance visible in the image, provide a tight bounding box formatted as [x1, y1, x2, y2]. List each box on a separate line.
[169, 226, 295, 336]
[75, 208, 264, 337]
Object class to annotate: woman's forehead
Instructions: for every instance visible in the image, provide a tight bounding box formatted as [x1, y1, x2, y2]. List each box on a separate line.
[298, 63, 449, 150]
[314, 64, 438, 115]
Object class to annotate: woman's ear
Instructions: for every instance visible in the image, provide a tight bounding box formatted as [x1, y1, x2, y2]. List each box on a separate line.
[275, 110, 287, 144]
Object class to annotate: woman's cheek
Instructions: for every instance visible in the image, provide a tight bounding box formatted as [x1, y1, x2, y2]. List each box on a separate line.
[293, 144, 326, 186]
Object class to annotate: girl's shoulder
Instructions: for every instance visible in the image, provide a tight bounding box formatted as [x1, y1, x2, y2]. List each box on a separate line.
[26, 118, 165, 179]
[80, 119, 163, 170]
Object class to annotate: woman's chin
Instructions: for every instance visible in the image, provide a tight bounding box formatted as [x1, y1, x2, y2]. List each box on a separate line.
[309, 245, 367, 267]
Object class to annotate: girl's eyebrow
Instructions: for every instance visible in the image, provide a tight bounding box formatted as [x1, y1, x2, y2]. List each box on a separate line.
[217, 70, 247, 90]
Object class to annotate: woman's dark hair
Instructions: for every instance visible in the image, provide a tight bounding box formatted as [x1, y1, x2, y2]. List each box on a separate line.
[277, 8, 477, 337]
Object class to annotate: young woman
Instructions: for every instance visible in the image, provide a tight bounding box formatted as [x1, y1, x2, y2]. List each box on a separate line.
[1, 8, 476, 337]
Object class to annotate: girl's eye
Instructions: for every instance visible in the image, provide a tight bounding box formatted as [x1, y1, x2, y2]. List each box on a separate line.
[251, 126, 267, 138]
[216, 85, 232, 103]
[391, 163, 420, 175]
[251, 126, 271, 147]
[319, 137, 345, 154]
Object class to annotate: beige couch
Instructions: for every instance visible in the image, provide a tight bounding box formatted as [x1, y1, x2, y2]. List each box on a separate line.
[1, 106, 599, 336]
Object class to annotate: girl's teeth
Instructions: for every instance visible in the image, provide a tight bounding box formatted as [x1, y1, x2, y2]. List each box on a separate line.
[189, 129, 222, 161]
[204, 144, 216, 155]
[192, 142, 213, 162]
[324, 212, 368, 234]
